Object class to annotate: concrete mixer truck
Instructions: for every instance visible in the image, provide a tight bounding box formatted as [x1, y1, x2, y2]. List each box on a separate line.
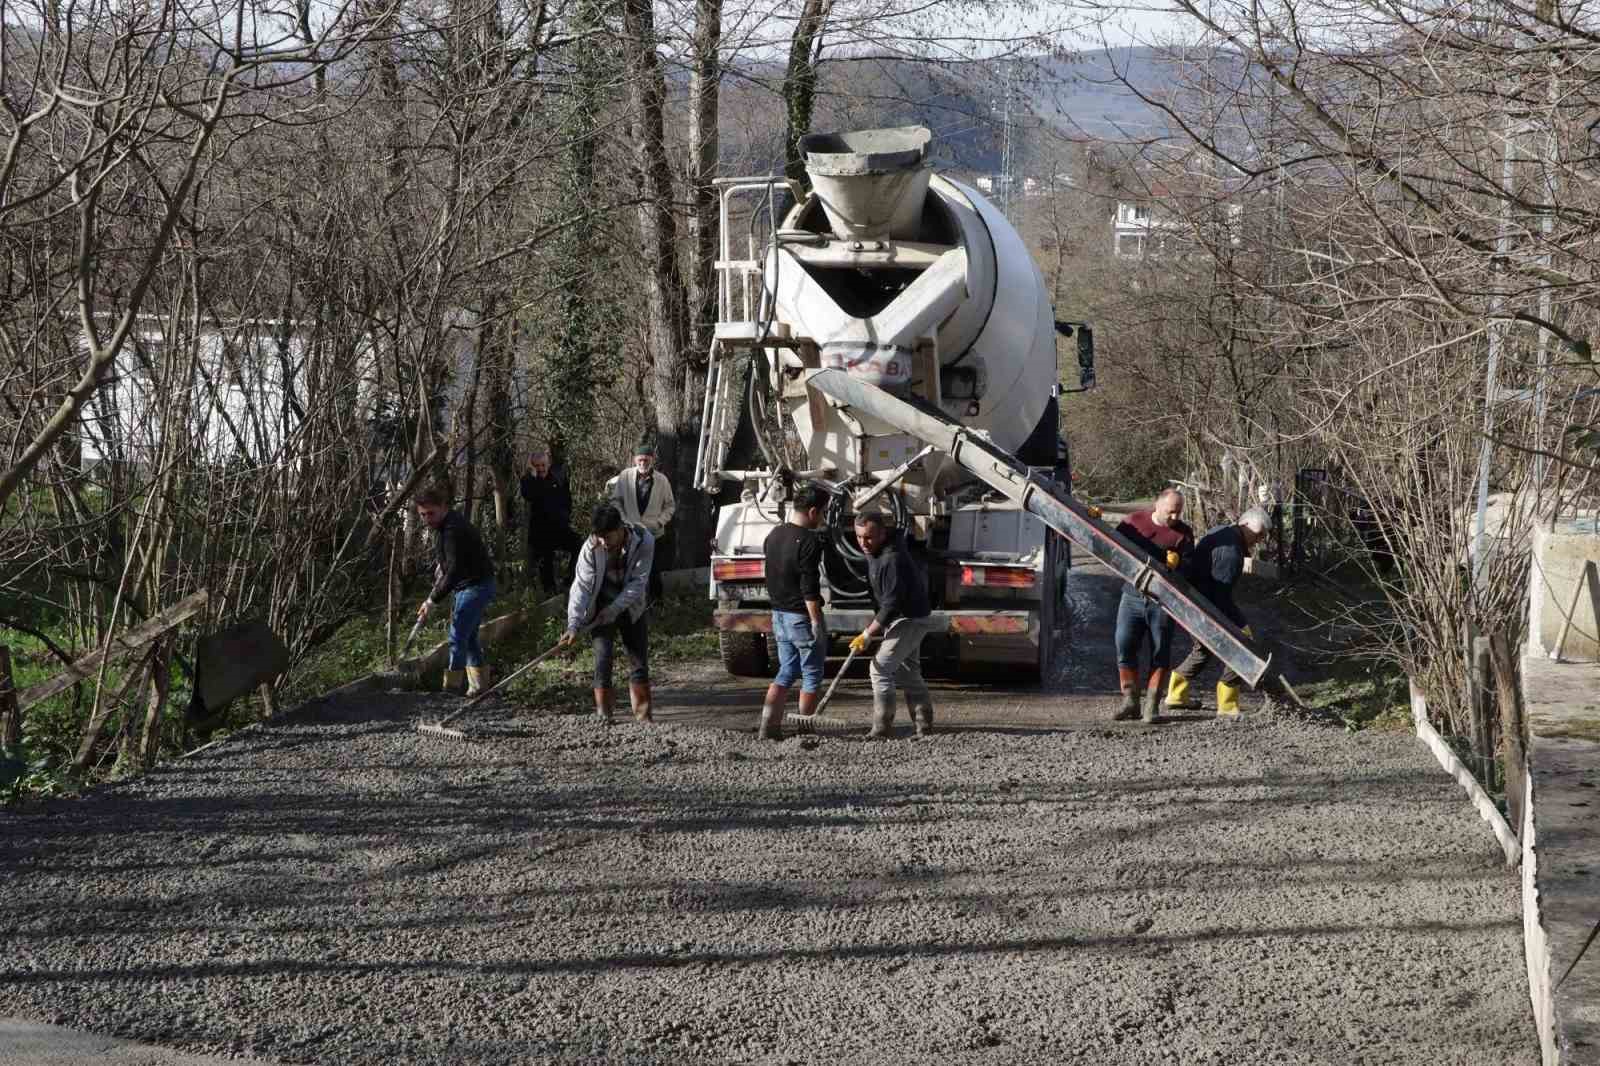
[696, 126, 1273, 691]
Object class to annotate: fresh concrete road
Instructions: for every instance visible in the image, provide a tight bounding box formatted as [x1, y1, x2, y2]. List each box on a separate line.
[1, 567, 1536, 1065]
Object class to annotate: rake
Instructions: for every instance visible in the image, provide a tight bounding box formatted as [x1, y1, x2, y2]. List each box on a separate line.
[375, 615, 428, 688]
[416, 627, 586, 741]
[782, 641, 866, 736]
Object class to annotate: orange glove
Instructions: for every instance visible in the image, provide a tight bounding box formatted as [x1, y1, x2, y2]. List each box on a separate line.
[1087, 505, 1103, 519]
[1165, 550, 1180, 571]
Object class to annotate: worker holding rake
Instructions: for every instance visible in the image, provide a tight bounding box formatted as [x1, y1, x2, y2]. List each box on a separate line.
[415, 485, 497, 698]
[561, 503, 655, 725]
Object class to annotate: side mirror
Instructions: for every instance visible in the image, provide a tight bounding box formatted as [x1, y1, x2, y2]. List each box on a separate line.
[1076, 325, 1095, 390]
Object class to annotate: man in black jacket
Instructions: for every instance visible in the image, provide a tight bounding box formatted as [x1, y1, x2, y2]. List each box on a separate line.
[1167, 506, 1270, 718]
[850, 512, 935, 739]
[415, 485, 497, 696]
[519, 449, 579, 597]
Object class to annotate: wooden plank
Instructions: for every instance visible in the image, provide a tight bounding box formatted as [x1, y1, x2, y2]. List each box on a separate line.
[1489, 633, 1528, 834]
[1410, 679, 1519, 865]
[19, 589, 208, 711]
[72, 646, 158, 772]
[136, 638, 172, 771]
[257, 681, 279, 720]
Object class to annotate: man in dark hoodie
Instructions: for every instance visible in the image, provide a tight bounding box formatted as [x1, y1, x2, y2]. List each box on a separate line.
[850, 512, 934, 739]
[415, 485, 497, 696]
[519, 448, 578, 597]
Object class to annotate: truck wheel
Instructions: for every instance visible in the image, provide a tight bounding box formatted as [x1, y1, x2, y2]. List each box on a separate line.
[719, 630, 770, 678]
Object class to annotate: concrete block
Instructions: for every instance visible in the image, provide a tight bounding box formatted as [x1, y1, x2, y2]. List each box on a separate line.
[1529, 516, 1600, 661]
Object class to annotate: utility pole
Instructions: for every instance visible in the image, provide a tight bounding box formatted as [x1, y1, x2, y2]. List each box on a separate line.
[999, 61, 1017, 223]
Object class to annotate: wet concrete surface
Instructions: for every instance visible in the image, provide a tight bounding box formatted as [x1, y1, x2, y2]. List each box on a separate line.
[0, 561, 1537, 1065]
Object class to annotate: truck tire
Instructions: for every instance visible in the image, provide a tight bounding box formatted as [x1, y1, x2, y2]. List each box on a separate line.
[719, 630, 770, 678]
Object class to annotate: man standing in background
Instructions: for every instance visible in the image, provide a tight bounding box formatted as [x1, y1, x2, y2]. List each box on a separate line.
[519, 448, 578, 598]
[608, 442, 675, 602]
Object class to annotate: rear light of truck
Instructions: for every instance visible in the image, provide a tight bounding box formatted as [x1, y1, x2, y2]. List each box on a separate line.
[712, 558, 766, 582]
[960, 564, 1036, 588]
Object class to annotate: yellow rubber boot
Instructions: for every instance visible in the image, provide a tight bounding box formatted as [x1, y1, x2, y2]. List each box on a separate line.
[1216, 681, 1242, 718]
[1166, 672, 1199, 710]
[442, 669, 466, 695]
[465, 666, 488, 697]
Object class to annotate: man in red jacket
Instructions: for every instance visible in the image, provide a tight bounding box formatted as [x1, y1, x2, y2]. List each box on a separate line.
[1112, 488, 1195, 722]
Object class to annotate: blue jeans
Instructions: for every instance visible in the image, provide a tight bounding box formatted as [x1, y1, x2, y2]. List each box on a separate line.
[771, 610, 826, 693]
[448, 578, 497, 670]
[1115, 589, 1173, 672]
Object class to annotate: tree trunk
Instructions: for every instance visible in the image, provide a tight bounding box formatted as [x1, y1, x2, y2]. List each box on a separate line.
[0, 646, 18, 751]
[687, 0, 723, 360]
[782, 0, 833, 186]
[622, 0, 704, 569]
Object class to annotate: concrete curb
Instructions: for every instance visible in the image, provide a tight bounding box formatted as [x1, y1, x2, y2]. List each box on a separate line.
[1408, 679, 1519, 865]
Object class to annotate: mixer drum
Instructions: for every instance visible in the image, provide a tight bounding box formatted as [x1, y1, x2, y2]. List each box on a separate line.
[771, 130, 1056, 458]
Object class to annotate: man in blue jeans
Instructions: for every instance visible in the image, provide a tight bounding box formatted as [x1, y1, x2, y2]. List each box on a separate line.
[415, 485, 497, 697]
[1112, 488, 1195, 722]
[757, 484, 829, 740]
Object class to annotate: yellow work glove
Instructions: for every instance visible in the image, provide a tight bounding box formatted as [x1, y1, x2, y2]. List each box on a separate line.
[1241, 625, 1255, 640]
[1165, 550, 1180, 571]
[1087, 504, 1103, 519]
[849, 632, 871, 655]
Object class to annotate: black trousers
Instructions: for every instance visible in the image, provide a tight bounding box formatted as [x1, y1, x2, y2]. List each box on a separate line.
[647, 530, 670, 601]
[593, 604, 650, 687]
[528, 526, 580, 596]
[1174, 634, 1243, 686]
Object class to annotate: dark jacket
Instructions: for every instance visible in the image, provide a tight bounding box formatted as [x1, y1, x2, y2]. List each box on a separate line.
[1184, 523, 1247, 627]
[429, 510, 494, 603]
[865, 533, 931, 628]
[520, 467, 573, 535]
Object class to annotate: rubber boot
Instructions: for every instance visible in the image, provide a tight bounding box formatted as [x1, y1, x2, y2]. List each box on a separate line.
[867, 694, 896, 739]
[1166, 672, 1203, 711]
[442, 669, 466, 696]
[465, 665, 488, 698]
[1113, 666, 1141, 721]
[593, 686, 614, 725]
[1142, 669, 1165, 724]
[1216, 681, 1242, 719]
[629, 680, 654, 724]
[796, 690, 821, 717]
[759, 683, 789, 740]
[911, 702, 935, 738]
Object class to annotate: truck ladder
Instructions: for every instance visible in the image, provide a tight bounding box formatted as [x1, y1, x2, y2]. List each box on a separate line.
[804, 369, 1272, 687]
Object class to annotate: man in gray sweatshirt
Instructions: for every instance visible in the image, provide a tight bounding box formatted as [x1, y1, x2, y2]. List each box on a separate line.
[560, 504, 655, 724]
[850, 512, 935, 739]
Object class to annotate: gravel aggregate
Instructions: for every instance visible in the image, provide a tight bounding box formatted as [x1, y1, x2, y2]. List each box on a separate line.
[1, 674, 1536, 1065]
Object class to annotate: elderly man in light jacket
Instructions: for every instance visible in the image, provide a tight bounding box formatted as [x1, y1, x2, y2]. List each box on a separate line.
[561, 503, 656, 724]
[606, 443, 675, 600]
